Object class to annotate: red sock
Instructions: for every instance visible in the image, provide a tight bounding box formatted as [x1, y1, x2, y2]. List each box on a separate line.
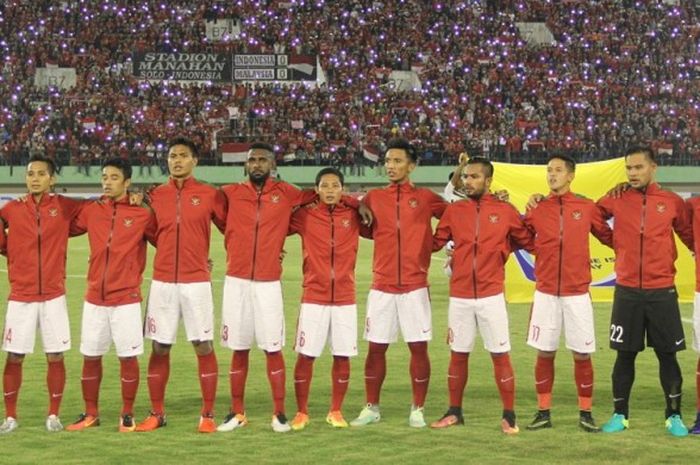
[47, 360, 66, 416]
[146, 352, 169, 415]
[3, 360, 22, 419]
[197, 351, 218, 416]
[294, 355, 314, 414]
[365, 342, 388, 405]
[120, 358, 139, 415]
[492, 353, 515, 411]
[81, 358, 102, 417]
[266, 351, 286, 415]
[448, 351, 469, 408]
[696, 358, 700, 411]
[331, 356, 350, 412]
[230, 350, 249, 414]
[574, 358, 594, 411]
[535, 355, 555, 410]
[408, 341, 430, 407]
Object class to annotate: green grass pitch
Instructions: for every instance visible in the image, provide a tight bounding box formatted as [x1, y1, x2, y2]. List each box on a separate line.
[0, 233, 698, 465]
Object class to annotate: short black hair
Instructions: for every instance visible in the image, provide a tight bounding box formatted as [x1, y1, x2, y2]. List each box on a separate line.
[625, 145, 656, 164]
[27, 155, 57, 176]
[168, 136, 199, 158]
[547, 154, 576, 172]
[102, 157, 132, 180]
[385, 138, 417, 163]
[315, 167, 344, 186]
[249, 141, 275, 155]
[466, 156, 494, 178]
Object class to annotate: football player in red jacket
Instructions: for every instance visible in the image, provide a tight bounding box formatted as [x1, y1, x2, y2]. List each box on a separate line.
[350, 139, 447, 428]
[288, 167, 366, 430]
[0, 156, 81, 434]
[522, 155, 612, 433]
[66, 158, 155, 433]
[597, 147, 694, 436]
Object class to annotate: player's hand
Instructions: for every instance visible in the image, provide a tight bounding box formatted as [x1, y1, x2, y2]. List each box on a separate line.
[359, 203, 373, 226]
[207, 258, 214, 272]
[279, 249, 287, 263]
[16, 194, 29, 203]
[606, 182, 630, 198]
[493, 189, 510, 202]
[445, 240, 455, 257]
[526, 193, 545, 210]
[128, 187, 145, 206]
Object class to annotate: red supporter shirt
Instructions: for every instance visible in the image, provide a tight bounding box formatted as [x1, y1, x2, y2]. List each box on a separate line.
[0, 194, 82, 302]
[433, 194, 532, 299]
[221, 178, 316, 281]
[364, 182, 447, 293]
[524, 191, 613, 296]
[72, 197, 156, 306]
[686, 196, 700, 292]
[597, 183, 694, 289]
[289, 202, 365, 305]
[149, 177, 227, 283]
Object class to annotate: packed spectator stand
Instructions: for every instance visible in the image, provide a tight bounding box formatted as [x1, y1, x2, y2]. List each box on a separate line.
[1, 0, 699, 172]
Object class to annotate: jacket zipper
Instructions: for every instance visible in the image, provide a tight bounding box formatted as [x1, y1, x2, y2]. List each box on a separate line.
[639, 193, 647, 288]
[557, 196, 564, 296]
[174, 188, 182, 282]
[330, 209, 336, 303]
[35, 202, 43, 295]
[472, 201, 480, 298]
[101, 203, 118, 302]
[250, 190, 262, 279]
[396, 188, 402, 287]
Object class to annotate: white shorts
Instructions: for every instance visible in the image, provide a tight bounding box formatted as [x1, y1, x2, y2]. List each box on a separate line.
[364, 288, 432, 344]
[693, 292, 700, 353]
[2, 296, 71, 354]
[526, 290, 595, 354]
[221, 276, 285, 352]
[447, 293, 510, 353]
[79, 302, 144, 358]
[145, 280, 215, 344]
[294, 303, 358, 358]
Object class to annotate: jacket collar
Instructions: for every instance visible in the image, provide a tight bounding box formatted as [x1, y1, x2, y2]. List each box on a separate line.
[247, 176, 275, 193]
[385, 180, 415, 193]
[168, 176, 196, 189]
[100, 195, 130, 206]
[547, 190, 576, 201]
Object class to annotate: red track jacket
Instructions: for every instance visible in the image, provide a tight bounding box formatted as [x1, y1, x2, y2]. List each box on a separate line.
[597, 183, 694, 289]
[149, 177, 227, 283]
[0, 194, 82, 302]
[364, 182, 447, 293]
[72, 197, 156, 306]
[433, 194, 532, 299]
[687, 196, 700, 292]
[289, 202, 364, 305]
[524, 191, 613, 296]
[221, 178, 316, 281]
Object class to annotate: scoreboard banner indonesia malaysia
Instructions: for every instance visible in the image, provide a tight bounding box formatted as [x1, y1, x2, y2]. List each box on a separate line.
[132, 52, 317, 82]
[490, 157, 695, 303]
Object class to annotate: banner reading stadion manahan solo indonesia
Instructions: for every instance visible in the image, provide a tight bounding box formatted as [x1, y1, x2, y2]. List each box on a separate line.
[132, 53, 317, 82]
[132, 53, 233, 81]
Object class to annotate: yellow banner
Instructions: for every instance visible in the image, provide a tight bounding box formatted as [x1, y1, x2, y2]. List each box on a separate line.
[490, 157, 695, 303]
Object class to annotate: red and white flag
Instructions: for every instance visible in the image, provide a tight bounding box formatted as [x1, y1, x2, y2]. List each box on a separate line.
[288, 55, 315, 77]
[362, 145, 380, 163]
[221, 142, 250, 163]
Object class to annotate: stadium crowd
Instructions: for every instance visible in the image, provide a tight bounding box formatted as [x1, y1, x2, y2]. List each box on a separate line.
[1, 0, 700, 170]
